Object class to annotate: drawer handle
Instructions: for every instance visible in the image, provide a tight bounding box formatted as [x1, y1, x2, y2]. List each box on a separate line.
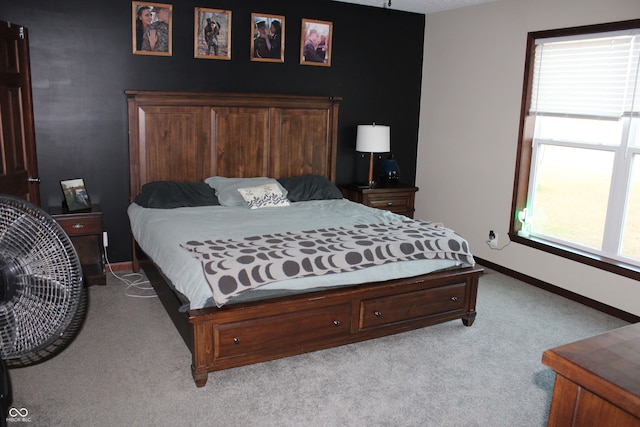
[450, 296, 459, 302]
[333, 320, 341, 327]
[374, 311, 382, 317]
[233, 337, 240, 344]
[72, 223, 84, 229]
[387, 202, 393, 206]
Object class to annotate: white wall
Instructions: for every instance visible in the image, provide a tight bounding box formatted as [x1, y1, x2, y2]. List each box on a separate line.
[417, 0, 640, 316]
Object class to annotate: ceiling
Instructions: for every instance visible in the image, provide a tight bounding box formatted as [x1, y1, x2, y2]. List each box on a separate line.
[332, 0, 498, 14]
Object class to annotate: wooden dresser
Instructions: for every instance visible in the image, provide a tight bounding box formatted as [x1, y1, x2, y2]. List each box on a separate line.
[542, 322, 640, 426]
[340, 183, 418, 218]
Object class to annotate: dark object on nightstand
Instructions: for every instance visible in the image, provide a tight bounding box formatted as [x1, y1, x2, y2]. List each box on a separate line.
[50, 204, 106, 285]
[379, 154, 401, 184]
[340, 183, 418, 218]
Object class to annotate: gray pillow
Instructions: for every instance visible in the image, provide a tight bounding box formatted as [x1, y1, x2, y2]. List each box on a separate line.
[134, 181, 219, 208]
[277, 175, 343, 202]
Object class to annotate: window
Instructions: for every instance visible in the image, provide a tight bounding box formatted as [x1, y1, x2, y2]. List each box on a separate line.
[512, 19, 640, 279]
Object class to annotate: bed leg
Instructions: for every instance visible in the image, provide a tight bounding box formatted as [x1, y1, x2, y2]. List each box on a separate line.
[461, 274, 479, 327]
[192, 366, 208, 387]
[131, 237, 140, 273]
[462, 311, 476, 326]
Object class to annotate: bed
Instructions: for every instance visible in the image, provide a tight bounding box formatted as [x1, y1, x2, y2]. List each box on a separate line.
[126, 90, 484, 387]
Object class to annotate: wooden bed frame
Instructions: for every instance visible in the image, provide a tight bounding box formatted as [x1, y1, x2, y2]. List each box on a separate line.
[126, 90, 484, 387]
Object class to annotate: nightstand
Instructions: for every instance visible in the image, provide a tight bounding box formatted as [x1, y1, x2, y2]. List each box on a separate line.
[340, 183, 419, 218]
[50, 205, 106, 286]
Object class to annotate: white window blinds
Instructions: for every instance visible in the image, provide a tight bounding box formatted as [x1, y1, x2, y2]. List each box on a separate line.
[530, 31, 640, 119]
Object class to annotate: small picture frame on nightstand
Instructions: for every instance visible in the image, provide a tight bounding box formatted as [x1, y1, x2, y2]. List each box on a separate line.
[60, 178, 92, 212]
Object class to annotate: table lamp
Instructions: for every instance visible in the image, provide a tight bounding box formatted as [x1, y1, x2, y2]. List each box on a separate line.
[356, 123, 390, 187]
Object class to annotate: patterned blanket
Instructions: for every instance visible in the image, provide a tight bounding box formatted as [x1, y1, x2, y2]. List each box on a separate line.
[181, 220, 475, 306]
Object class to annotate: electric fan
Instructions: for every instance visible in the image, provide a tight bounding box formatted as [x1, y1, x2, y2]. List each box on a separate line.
[0, 194, 87, 368]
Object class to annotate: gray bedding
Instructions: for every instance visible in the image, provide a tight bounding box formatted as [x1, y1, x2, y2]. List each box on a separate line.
[128, 199, 474, 309]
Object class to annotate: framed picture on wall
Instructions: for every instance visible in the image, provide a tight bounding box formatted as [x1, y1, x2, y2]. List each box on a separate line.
[132, 2, 173, 56]
[60, 178, 91, 212]
[250, 13, 285, 63]
[300, 18, 332, 67]
[194, 8, 231, 60]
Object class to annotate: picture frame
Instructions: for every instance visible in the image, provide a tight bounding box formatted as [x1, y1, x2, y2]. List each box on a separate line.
[60, 178, 92, 212]
[132, 2, 173, 56]
[300, 18, 332, 67]
[250, 13, 285, 63]
[194, 8, 231, 60]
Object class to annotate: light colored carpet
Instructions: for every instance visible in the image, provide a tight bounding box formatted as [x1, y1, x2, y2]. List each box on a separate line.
[8, 268, 628, 427]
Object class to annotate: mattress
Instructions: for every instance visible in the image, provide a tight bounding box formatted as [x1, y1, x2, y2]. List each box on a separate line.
[128, 199, 473, 309]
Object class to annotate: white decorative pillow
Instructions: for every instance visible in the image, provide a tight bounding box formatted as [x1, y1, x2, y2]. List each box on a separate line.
[237, 183, 290, 209]
[204, 176, 288, 207]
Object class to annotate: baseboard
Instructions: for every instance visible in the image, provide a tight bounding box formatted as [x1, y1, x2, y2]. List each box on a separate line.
[475, 257, 640, 324]
[107, 261, 133, 272]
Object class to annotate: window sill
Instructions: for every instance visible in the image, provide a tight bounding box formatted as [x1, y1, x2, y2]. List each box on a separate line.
[508, 233, 640, 282]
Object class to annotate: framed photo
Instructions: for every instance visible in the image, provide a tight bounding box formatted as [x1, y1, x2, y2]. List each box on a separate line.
[60, 179, 91, 212]
[250, 13, 285, 63]
[132, 2, 173, 56]
[300, 18, 332, 67]
[194, 8, 231, 60]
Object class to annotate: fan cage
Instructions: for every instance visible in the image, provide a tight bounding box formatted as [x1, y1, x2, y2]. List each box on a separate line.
[0, 195, 86, 366]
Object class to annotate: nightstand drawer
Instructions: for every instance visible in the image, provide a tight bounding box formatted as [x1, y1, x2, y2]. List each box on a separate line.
[55, 215, 102, 235]
[365, 193, 413, 211]
[50, 205, 106, 286]
[340, 184, 418, 219]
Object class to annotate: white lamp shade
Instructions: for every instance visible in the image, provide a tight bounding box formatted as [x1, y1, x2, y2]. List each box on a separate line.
[356, 124, 390, 153]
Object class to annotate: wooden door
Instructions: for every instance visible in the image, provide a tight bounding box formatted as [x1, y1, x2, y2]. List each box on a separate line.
[0, 21, 40, 204]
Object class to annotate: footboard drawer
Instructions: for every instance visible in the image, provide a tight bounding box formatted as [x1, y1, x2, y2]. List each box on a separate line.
[215, 303, 352, 359]
[359, 282, 467, 330]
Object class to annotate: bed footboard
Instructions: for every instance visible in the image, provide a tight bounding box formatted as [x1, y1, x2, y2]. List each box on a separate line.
[142, 260, 482, 387]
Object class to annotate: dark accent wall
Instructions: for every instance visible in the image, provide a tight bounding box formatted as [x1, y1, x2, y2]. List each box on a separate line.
[1, 0, 425, 262]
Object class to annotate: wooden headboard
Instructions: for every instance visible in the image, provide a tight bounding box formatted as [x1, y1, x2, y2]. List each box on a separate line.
[126, 91, 341, 200]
